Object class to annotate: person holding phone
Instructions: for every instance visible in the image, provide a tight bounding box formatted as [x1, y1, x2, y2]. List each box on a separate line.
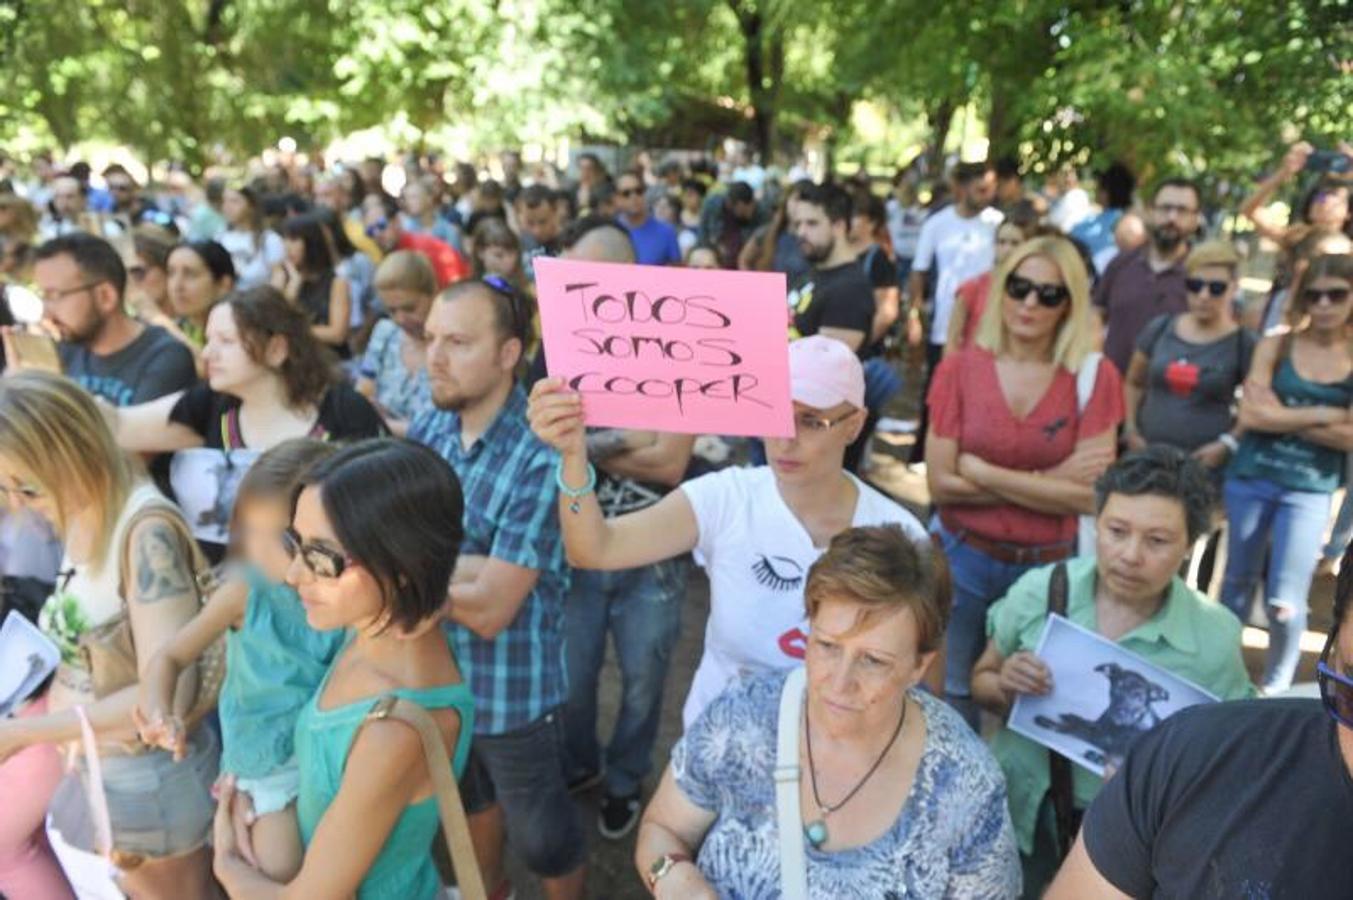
[1239, 140, 1351, 247]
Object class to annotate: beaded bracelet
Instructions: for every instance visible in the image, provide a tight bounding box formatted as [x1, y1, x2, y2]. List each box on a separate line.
[555, 460, 597, 514]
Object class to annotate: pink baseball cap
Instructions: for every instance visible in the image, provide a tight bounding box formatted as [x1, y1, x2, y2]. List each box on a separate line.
[788, 335, 865, 410]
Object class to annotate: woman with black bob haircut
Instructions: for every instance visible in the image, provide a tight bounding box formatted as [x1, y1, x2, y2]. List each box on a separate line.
[213, 437, 478, 899]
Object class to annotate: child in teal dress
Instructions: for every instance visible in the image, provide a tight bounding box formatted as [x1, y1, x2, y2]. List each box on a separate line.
[136, 438, 344, 881]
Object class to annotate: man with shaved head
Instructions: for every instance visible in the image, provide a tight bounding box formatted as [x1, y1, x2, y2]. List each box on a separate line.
[410, 278, 587, 898]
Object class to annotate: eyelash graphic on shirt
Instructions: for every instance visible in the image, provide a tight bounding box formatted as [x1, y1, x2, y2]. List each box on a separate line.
[1042, 416, 1070, 441]
[752, 555, 805, 592]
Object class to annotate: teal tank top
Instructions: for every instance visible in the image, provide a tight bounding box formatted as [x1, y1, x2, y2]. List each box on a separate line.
[220, 565, 345, 778]
[1231, 357, 1353, 493]
[295, 637, 475, 900]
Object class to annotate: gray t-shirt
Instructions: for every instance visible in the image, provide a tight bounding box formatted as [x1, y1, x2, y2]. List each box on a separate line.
[59, 323, 197, 406]
[1134, 314, 1255, 452]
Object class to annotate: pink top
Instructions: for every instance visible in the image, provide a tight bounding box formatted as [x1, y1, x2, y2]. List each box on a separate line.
[928, 347, 1124, 545]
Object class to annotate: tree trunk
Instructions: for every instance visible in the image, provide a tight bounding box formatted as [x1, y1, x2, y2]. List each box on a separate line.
[987, 80, 1015, 163]
[731, 0, 781, 163]
[924, 98, 956, 178]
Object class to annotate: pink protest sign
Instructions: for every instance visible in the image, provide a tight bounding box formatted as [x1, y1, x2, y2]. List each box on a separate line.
[535, 257, 793, 437]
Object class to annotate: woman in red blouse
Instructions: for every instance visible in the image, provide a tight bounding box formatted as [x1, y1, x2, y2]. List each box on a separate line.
[926, 235, 1123, 727]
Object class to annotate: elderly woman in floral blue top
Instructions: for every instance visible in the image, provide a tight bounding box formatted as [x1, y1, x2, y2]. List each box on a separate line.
[635, 525, 1020, 899]
[357, 251, 436, 436]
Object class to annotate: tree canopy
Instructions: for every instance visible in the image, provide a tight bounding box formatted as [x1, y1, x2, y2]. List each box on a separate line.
[0, 0, 1347, 179]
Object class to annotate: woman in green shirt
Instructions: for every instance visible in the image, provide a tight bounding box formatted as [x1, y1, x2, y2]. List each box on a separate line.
[971, 447, 1255, 898]
[212, 438, 474, 900]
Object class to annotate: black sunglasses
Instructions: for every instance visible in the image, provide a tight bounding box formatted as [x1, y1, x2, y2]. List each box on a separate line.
[617, 187, 643, 198]
[1185, 277, 1229, 297]
[482, 275, 530, 343]
[1317, 631, 1353, 730]
[281, 527, 354, 580]
[1302, 287, 1351, 306]
[1005, 273, 1070, 308]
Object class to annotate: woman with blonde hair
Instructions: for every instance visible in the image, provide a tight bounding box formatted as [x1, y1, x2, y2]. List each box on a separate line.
[357, 250, 438, 434]
[926, 235, 1124, 728]
[0, 193, 39, 279]
[0, 371, 218, 899]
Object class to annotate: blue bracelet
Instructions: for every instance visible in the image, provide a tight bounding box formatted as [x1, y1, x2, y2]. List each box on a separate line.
[555, 461, 597, 513]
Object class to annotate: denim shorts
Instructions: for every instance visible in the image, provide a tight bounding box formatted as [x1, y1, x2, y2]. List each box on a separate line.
[48, 725, 219, 860]
[460, 710, 585, 877]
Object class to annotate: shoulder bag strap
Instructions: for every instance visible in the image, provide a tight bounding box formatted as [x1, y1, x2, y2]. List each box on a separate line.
[1075, 352, 1102, 416]
[363, 696, 487, 900]
[775, 666, 810, 900]
[1045, 562, 1078, 860]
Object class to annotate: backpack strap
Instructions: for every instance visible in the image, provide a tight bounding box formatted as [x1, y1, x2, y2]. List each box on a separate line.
[1045, 561, 1079, 860]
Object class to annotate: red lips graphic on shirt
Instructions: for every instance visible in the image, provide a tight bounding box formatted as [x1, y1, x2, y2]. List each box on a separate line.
[1164, 359, 1200, 397]
[778, 628, 808, 659]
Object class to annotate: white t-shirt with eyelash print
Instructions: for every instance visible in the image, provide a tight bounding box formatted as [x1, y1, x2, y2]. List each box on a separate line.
[679, 466, 927, 728]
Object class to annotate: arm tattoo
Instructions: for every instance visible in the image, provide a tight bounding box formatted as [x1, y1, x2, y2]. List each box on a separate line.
[133, 522, 195, 605]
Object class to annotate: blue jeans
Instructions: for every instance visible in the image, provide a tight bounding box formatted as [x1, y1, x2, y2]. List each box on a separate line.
[562, 557, 688, 797]
[936, 523, 1043, 730]
[1220, 476, 1331, 692]
[1323, 481, 1353, 562]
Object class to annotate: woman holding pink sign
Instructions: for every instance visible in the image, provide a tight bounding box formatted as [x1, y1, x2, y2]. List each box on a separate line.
[528, 333, 930, 729]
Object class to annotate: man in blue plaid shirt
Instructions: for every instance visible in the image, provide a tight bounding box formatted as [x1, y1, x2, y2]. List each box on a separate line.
[410, 278, 586, 899]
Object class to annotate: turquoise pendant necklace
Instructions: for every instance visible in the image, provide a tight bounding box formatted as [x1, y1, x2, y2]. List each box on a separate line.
[803, 696, 908, 850]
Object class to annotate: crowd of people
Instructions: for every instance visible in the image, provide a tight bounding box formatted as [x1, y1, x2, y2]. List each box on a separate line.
[0, 134, 1349, 899]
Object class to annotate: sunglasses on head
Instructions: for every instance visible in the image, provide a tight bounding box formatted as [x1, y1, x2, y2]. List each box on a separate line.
[281, 527, 354, 580]
[1317, 630, 1353, 730]
[1185, 277, 1230, 297]
[1004, 273, 1070, 308]
[482, 274, 529, 343]
[1302, 287, 1351, 306]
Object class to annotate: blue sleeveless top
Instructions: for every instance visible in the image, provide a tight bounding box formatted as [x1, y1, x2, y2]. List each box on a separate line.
[295, 635, 474, 900]
[220, 565, 345, 778]
[1231, 357, 1353, 493]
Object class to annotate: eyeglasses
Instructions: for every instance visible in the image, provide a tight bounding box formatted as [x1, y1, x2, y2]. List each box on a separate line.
[281, 527, 354, 579]
[1316, 631, 1353, 730]
[128, 266, 148, 282]
[0, 482, 43, 503]
[1185, 277, 1230, 297]
[39, 281, 106, 304]
[483, 274, 530, 343]
[796, 409, 859, 433]
[365, 218, 390, 238]
[617, 188, 643, 198]
[1302, 287, 1351, 306]
[1004, 273, 1070, 308]
[1152, 203, 1198, 217]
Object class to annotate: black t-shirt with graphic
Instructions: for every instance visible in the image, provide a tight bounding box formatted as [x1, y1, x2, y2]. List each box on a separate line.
[788, 261, 876, 358]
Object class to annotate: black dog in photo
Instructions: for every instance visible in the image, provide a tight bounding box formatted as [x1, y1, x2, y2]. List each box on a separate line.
[1035, 661, 1169, 768]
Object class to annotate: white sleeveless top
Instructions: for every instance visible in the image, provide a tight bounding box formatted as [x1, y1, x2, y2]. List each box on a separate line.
[39, 482, 181, 682]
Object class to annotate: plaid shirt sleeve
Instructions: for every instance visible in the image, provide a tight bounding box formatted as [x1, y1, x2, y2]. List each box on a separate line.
[488, 445, 562, 572]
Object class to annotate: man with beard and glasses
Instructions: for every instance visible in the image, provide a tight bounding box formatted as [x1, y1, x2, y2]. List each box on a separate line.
[1092, 178, 1202, 375]
[786, 182, 876, 355]
[1047, 543, 1353, 900]
[409, 279, 587, 900]
[20, 233, 195, 405]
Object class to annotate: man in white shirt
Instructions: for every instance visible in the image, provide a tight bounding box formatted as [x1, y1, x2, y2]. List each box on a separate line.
[906, 161, 1002, 461]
